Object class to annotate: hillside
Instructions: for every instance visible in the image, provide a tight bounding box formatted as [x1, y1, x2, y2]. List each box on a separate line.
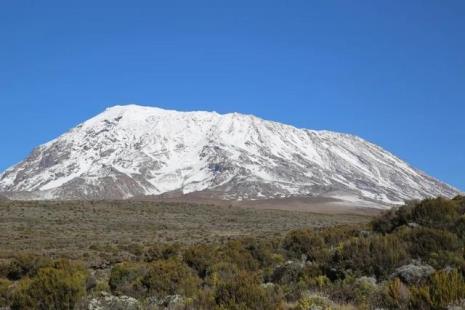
[0, 105, 459, 205]
[0, 196, 464, 309]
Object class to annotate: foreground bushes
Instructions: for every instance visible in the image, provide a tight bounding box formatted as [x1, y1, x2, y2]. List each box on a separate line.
[282, 229, 325, 261]
[214, 271, 280, 309]
[336, 234, 409, 279]
[142, 258, 200, 298]
[10, 260, 88, 310]
[109, 262, 147, 297]
[0, 278, 11, 307]
[3, 254, 52, 281]
[373, 196, 465, 234]
[0, 196, 464, 309]
[410, 269, 465, 309]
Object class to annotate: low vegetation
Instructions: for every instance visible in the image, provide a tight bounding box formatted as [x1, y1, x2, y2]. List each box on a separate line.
[0, 196, 464, 309]
[0, 200, 368, 259]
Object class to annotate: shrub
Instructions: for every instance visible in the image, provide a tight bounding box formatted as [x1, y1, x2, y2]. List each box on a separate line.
[428, 269, 465, 308]
[11, 260, 88, 310]
[205, 262, 240, 288]
[282, 229, 325, 261]
[0, 262, 8, 279]
[372, 198, 461, 233]
[270, 262, 324, 293]
[109, 262, 147, 297]
[453, 195, 465, 213]
[214, 271, 277, 310]
[427, 250, 465, 270]
[325, 276, 381, 309]
[409, 286, 432, 309]
[371, 209, 398, 234]
[453, 215, 465, 240]
[411, 269, 465, 309]
[396, 227, 461, 261]
[382, 277, 410, 309]
[319, 225, 362, 247]
[371, 202, 415, 234]
[10, 278, 34, 309]
[295, 293, 334, 310]
[411, 197, 459, 229]
[219, 239, 260, 271]
[351, 276, 380, 307]
[307, 275, 331, 289]
[191, 288, 216, 309]
[183, 244, 216, 278]
[243, 238, 277, 269]
[144, 243, 181, 262]
[6, 254, 51, 280]
[121, 243, 144, 257]
[337, 234, 409, 279]
[270, 262, 304, 285]
[0, 278, 11, 307]
[142, 258, 200, 298]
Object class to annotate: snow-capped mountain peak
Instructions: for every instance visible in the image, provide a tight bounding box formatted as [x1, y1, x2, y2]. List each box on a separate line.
[0, 105, 460, 205]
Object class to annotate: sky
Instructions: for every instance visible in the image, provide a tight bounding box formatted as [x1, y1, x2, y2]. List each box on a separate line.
[0, 0, 464, 191]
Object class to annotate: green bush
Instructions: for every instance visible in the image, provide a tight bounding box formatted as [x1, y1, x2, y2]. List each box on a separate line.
[10, 278, 34, 309]
[295, 293, 334, 310]
[144, 243, 181, 262]
[371, 202, 414, 234]
[11, 260, 88, 310]
[270, 262, 304, 285]
[453, 215, 465, 240]
[282, 229, 325, 262]
[351, 277, 381, 308]
[372, 197, 463, 233]
[183, 244, 216, 278]
[142, 258, 200, 298]
[337, 234, 409, 279]
[205, 261, 241, 288]
[6, 254, 51, 280]
[410, 269, 465, 309]
[371, 209, 398, 234]
[396, 227, 461, 261]
[2, 196, 464, 309]
[190, 288, 216, 309]
[428, 269, 465, 308]
[427, 250, 465, 270]
[109, 262, 147, 297]
[0, 278, 12, 307]
[382, 277, 410, 309]
[453, 195, 465, 213]
[214, 271, 278, 310]
[121, 243, 144, 257]
[219, 239, 260, 271]
[325, 275, 381, 309]
[411, 198, 459, 229]
[319, 225, 363, 247]
[242, 238, 277, 269]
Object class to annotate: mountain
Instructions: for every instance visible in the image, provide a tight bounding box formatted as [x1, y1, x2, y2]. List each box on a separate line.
[0, 105, 459, 205]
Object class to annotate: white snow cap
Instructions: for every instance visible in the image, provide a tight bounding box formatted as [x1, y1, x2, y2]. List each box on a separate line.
[0, 104, 460, 204]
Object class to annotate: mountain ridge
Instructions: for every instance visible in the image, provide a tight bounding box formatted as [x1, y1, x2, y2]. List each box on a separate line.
[0, 104, 460, 206]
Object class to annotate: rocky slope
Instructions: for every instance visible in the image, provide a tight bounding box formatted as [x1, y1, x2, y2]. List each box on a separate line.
[0, 105, 459, 205]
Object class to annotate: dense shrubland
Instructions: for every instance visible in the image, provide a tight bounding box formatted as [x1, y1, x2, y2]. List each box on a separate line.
[0, 196, 464, 309]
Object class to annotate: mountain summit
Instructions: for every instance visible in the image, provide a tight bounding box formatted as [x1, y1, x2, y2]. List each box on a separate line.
[0, 105, 459, 204]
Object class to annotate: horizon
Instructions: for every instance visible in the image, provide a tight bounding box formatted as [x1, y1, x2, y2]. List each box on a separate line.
[1, 1, 464, 191]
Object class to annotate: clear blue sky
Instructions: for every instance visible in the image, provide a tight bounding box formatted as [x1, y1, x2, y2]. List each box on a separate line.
[1, 1, 464, 191]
